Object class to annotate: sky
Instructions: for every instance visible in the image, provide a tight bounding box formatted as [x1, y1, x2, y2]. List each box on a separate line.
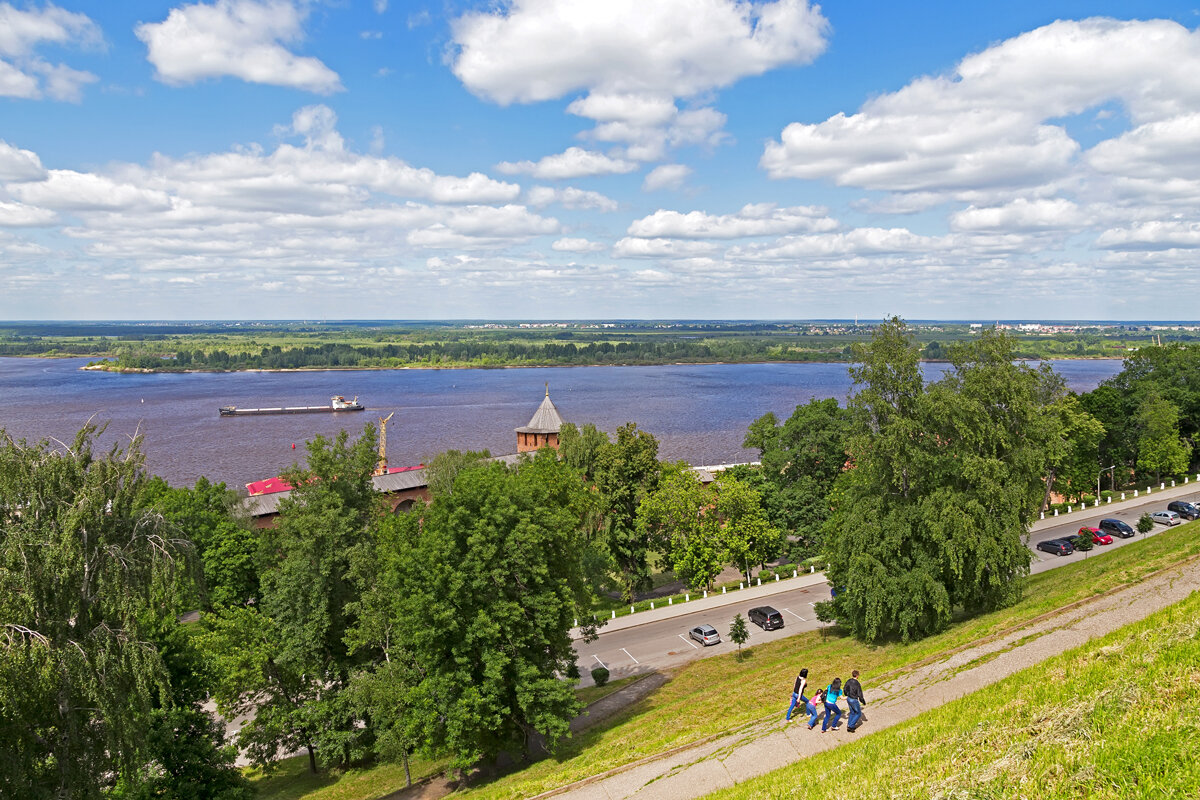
[2, 1, 1200, 321]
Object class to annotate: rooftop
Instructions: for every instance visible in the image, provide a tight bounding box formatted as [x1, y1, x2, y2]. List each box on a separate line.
[515, 384, 565, 434]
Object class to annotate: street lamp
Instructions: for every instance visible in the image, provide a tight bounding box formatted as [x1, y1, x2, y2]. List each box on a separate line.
[1098, 465, 1115, 499]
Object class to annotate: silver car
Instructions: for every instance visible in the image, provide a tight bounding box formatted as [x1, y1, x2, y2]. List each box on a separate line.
[689, 624, 721, 646]
[1151, 510, 1181, 526]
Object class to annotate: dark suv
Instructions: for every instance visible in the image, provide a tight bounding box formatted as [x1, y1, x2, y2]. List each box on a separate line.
[1167, 500, 1200, 520]
[748, 606, 784, 630]
[1098, 518, 1136, 539]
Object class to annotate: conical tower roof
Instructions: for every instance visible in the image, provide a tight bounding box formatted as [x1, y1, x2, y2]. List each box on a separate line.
[516, 383, 565, 434]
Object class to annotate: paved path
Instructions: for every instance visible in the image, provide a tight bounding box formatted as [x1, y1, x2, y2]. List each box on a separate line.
[548, 554, 1200, 800]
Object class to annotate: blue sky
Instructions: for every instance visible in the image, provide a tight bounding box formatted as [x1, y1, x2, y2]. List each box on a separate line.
[2, 0, 1200, 320]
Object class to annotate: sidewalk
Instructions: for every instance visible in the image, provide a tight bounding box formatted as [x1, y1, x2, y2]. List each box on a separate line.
[1029, 474, 1200, 532]
[549, 554, 1200, 800]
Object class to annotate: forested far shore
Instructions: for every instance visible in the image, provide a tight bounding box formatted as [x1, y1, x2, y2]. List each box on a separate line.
[0, 320, 1184, 371]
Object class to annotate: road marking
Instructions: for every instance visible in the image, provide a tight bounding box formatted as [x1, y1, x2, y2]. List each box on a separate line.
[807, 602, 817, 608]
[678, 634, 699, 649]
[621, 648, 640, 665]
[592, 654, 606, 669]
[783, 607, 806, 622]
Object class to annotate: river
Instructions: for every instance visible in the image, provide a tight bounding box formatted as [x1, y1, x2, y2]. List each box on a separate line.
[0, 358, 1124, 489]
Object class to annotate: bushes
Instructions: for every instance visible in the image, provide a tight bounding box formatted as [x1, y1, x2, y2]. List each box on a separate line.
[1080, 494, 1098, 506]
[590, 667, 610, 687]
[1138, 513, 1155, 533]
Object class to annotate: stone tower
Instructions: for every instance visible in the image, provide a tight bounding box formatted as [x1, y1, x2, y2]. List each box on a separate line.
[516, 383, 565, 453]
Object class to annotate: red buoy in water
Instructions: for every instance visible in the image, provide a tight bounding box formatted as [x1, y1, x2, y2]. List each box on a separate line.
[291, 443, 296, 449]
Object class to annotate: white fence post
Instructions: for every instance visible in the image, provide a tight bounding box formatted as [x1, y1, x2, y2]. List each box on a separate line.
[612, 610, 616, 619]
[1040, 512, 1045, 520]
[722, 587, 726, 594]
[685, 593, 690, 602]
[1107, 496, 1111, 504]
[668, 597, 672, 605]
[1067, 505, 1072, 513]
[1054, 509, 1059, 516]
[793, 570, 797, 578]
[775, 573, 780, 582]
[739, 582, 744, 590]
[630, 605, 635, 614]
[756, 578, 761, 586]
[650, 602, 654, 610]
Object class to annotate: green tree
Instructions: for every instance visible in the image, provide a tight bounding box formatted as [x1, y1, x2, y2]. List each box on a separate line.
[371, 450, 598, 769]
[713, 475, 784, 583]
[742, 411, 778, 458]
[202, 425, 381, 773]
[1135, 390, 1191, 482]
[591, 423, 662, 602]
[138, 476, 258, 610]
[728, 613, 749, 661]
[821, 322, 1055, 642]
[1138, 513, 1155, 533]
[636, 466, 724, 590]
[0, 425, 196, 799]
[747, 398, 854, 556]
[1042, 393, 1106, 506]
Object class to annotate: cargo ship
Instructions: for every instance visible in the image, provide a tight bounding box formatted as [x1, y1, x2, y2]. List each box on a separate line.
[219, 395, 364, 416]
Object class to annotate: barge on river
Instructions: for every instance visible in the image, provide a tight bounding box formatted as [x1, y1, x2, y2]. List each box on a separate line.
[219, 395, 364, 416]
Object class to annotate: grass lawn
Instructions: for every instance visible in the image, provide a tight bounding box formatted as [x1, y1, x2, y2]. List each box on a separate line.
[706, 588, 1200, 799]
[457, 521, 1200, 799]
[574, 674, 645, 707]
[248, 753, 446, 800]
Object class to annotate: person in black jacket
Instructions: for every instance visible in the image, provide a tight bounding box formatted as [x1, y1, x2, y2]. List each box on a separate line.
[844, 669, 867, 732]
[784, 668, 809, 721]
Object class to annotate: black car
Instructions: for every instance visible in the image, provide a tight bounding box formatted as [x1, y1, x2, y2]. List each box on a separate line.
[1167, 500, 1200, 520]
[1036, 538, 1074, 556]
[1098, 518, 1136, 539]
[748, 606, 785, 630]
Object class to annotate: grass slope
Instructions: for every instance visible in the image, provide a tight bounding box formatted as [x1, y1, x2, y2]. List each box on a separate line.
[707, 589, 1200, 799]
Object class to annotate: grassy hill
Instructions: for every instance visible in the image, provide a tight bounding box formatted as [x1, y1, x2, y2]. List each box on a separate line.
[706, 588, 1200, 799]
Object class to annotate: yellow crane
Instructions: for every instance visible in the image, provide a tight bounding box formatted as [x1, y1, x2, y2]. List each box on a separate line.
[375, 411, 394, 476]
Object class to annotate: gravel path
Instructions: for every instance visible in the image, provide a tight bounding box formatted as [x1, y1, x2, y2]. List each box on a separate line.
[544, 555, 1200, 800]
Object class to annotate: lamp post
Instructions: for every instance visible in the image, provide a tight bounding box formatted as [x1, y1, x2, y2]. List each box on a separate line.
[1098, 465, 1114, 499]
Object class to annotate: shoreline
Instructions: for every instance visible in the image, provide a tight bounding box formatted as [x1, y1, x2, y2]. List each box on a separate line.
[70, 355, 1128, 375]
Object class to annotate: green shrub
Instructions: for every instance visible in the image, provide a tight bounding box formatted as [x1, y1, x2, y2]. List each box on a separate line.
[1081, 494, 1098, 506]
[1072, 534, 1094, 552]
[590, 666, 610, 687]
[758, 569, 775, 581]
[1101, 490, 1114, 500]
[1138, 513, 1155, 533]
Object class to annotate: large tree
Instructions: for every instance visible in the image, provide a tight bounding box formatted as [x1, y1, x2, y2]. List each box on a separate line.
[368, 450, 597, 769]
[1135, 389, 1191, 482]
[744, 397, 855, 556]
[202, 425, 381, 773]
[820, 322, 1058, 642]
[0, 425, 197, 798]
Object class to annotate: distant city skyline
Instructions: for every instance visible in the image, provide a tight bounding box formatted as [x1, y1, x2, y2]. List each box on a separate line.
[3, 1, 1200, 320]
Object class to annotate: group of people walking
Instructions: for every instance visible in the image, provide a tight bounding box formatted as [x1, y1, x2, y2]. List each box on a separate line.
[784, 668, 867, 733]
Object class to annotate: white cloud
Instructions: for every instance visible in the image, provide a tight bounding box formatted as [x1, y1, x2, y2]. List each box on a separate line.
[0, 2, 100, 101]
[0, 140, 47, 181]
[12, 170, 173, 211]
[525, 185, 618, 211]
[450, 0, 828, 104]
[950, 198, 1084, 232]
[552, 237, 604, 252]
[727, 228, 950, 261]
[612, 237, 719, 258]
[628, 203, 837, 239]
[0, 200, 56, 226]
[496, 147, 637, 179]
[373, 0, 387, 12]
[642, 164, 692, 192]
[451, 0, 827, 158]
[1095, 221, 1200, 251]
[136, 0, 343, 94]
[762, 19, 1200, 196]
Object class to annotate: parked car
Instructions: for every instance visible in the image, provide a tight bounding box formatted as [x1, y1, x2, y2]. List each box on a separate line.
[1077, 526, 1113, 546]
[689, 624, 721, 646]
[1098, 518, 1136, 539]
[748, 606, 785, 630]
[1036, 538, 1074, 556]
[1167, 500, 1200, 520]
[1151, 510, 1182, 526]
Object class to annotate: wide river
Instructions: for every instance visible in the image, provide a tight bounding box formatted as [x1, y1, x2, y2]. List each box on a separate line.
[0, 358, 1124, 489]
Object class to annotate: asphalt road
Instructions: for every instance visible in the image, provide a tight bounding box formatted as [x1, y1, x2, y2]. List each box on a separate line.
[573, 490, 1200, 683]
